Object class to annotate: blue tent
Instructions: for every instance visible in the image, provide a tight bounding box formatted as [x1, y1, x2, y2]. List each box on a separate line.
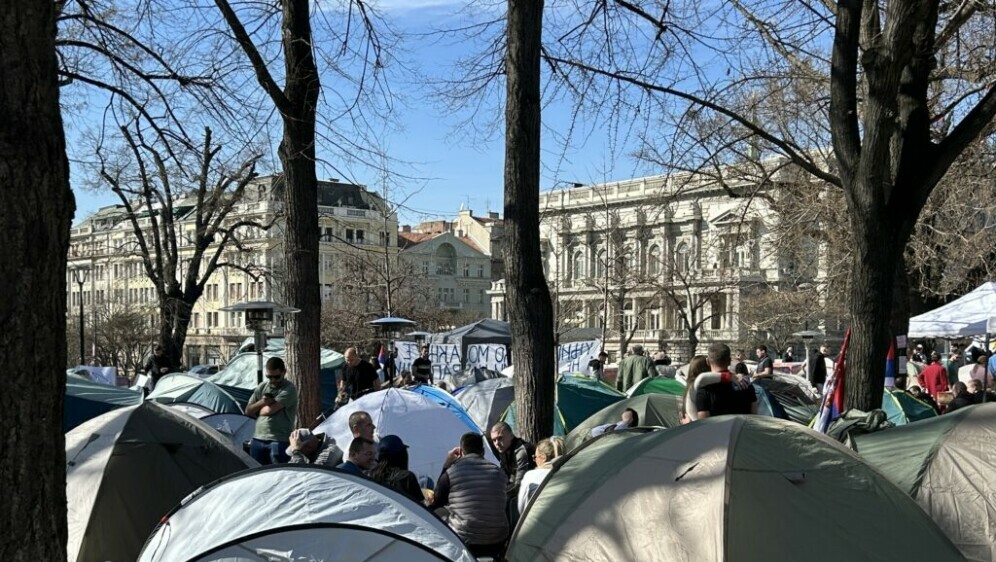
[65, 374, 142, 432]
[407, 384, 480, 432]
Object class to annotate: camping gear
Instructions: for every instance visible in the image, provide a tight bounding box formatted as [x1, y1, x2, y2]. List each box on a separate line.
[66, 402, 256, 562]
[146, 372, 244, 414]
[908, 281, 996, 338]
[312, 388, 497, 479]
[752, 374, 820, 424]
[853, 403, 996, 561]
[455, 377, 515, 433]
[200, 413, 256, 448]
[503, 375, 624, 436]
[625, 375, 686, 398]
[507, 416, 964, 562]
[881, 388, 937, 425]
[564, 393, 683, 451]
[407, 384, 481, 431]
[64, 374, 142, 432]
[137, 465, 475, 562]
[211, 347, 344, 412]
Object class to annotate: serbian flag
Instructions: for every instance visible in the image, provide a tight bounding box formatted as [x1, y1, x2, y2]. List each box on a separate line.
[814, 328, 850, 433]
[377, 345, 388, 367]
[884, 339, 896, 388]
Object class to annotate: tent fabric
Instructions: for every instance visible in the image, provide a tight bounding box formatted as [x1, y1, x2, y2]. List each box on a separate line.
[455, 377, 515, 433]
[430, 319, 510, 364]
[406, 384, 481, 431]
[909, 281, 996, 338]
[200, 413, 256, 448]
[564, 393, 683, 451]
[313, 388, 498, 480]
[441, 367, 505, 392]
[165, 401, 216, 419]
[626, 376, 686, 398]
[211, 348, 344, 412]
[853, 404, 996, 561]
[66, 402, 257, 562]
[507, 416, 964, 562]
[882, 389, 938, 425]
[138, 466, 476, 562]
[147, 372, 244, 414]
[504, 375, 625, 436]
[65, 374, 142, 432]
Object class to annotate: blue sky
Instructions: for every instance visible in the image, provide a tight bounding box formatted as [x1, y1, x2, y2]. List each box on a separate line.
[67, 1, 650, 226]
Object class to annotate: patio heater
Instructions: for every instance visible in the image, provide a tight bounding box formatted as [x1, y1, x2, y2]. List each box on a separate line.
[220, 301, 299, 384]
[792, 329, 823, 381]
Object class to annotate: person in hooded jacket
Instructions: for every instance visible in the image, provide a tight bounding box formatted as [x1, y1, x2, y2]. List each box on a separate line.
[369, 435, 424, 504]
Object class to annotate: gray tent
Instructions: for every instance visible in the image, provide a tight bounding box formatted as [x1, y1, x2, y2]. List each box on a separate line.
[853, 403, 996, 561]
[66, 402, 257, 562]
[455, 376, 515, 432]
[138, 465, 476, 562]
[431, 318, 510, 366]
[508, 416, 964, 562]
[564, 393, 683, 451]
[147, 372, 244, 414]
[200, 413, 256, 449]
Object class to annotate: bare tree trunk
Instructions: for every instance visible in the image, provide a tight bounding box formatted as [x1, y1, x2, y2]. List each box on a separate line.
[0, 1, 72, 558]
[505, 0, 554, 443]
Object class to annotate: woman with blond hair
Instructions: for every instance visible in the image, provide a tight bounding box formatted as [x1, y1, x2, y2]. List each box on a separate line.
[680, 355, 710, 424]
[517, 436, 565, 514]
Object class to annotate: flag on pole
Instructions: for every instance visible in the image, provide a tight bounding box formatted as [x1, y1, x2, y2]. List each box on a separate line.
[377, 344, 387, 367]
[884, 338, 896, 388]
[814, 328, 850, 433]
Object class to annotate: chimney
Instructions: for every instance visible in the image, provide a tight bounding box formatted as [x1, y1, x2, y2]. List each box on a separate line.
[488, 211, 499, 220]
[402, 225, 411, 233]
[459, 209, 472, 218]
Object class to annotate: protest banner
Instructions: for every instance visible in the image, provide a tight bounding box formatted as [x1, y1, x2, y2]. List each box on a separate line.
[557, 340, 601, 374]
[466, 344, 509, 371]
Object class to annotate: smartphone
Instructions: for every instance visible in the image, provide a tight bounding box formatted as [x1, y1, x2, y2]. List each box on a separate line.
[264, 392, 275, 399]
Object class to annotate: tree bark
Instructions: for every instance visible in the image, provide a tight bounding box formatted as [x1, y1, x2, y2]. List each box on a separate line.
[505, 0, 555, 443]
[279, 0, 322, 427]
[0, 0, 73, 558]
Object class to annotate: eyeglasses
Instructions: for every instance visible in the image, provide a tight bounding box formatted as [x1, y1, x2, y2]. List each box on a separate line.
[266, 375, 283, 380]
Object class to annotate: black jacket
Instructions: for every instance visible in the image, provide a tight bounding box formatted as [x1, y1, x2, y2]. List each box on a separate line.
[808, 351, 827, 386]
[498, 437, 535, 498]
[947, 391, 976, 413]
[372, 466, 423, 505]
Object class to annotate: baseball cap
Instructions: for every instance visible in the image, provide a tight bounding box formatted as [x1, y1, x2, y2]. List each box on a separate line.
[377, 434, 409, 455]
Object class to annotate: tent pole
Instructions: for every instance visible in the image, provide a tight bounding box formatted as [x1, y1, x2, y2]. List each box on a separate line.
[985, 332, 991, 404]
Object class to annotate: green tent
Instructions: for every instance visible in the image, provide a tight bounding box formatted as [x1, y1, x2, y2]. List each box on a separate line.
[508, 416, 964, 562]
[626, 376, 685, 398]
[211, 348, 345, 411]
[853, 403, 996, 561]
[503, 375, 624, 435]
[564, 393, 683, 451]
[882, 389, 937, 425]
[65, 374, 142, 432]
[146, 373, 244, 414]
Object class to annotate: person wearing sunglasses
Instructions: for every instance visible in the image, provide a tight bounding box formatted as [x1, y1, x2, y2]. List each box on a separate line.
[246, 357, 299, 465]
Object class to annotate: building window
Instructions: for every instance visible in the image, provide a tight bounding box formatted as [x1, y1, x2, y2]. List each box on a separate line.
[593, 248, 607, 279]
[477, 265, 484, 278]
[464, 263, 470, 277]
[435, 244, 457, 276]
[463, 288, 470, 302]
[710, 294, 727, 330]
[648, 245, 661, 276]
[356, 230, 365, 244]
[572, 250, 585, 280]
[675, 243, 690, 274]
[346, 229, 354, 243]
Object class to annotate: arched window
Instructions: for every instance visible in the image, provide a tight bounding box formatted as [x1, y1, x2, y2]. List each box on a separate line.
[435, 243, 457, 275]
[572, 250, 586, 280]
[675, 243, 690, 274]
[593, 248, 607, 279]
[624, 245, 637, 272]
[648, 245, 661, 275]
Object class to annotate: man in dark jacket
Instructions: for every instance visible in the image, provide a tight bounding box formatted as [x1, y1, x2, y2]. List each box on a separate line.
[946, 382, 975, 413]
[490, 421, 535, 527]
[808, 346, 828, 394]
[428, 432, 509, 557]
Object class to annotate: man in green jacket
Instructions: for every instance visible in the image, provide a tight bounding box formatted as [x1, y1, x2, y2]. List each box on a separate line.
[616, 344, 657, 392]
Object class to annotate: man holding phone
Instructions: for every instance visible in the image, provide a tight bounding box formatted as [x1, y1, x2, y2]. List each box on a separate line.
[246, 357, 298, 465]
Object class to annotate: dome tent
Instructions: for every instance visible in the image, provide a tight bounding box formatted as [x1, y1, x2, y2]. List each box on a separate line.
[625, 375, 685, 398]
[211, 347, 344, 412]
[138, 465, 476, 562]
[853, 403, 996, 561]
[147, 372, 244, 414]
[564, 393, 683, 451]
[313, 388, 497, 479]
[64, 373, 142, 431]
[200, 412, 256, 448]
[165, 401, 216, 419]
[66, 402, 256, 562]
[507, 416, 964, 562]
[881, 388, 937, 425]
[407, 384, 481, 431]
[504, 375, 625, 436]
[455, 376, 515, 433]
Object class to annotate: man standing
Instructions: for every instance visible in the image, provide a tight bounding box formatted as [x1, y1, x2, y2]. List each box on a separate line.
[143, 345, 174, 387]
[616, 344, 656, 392]
[587, 350, 609, 381]
[695, 343, 758, 419]
[427, 432, 509, 558]
[754, 345, 773, 378]
[337, 437, 377, 476]
[944, 351, 962, 387]
[918, 351, 950, 400]
[246, 357, 299, 465]
[340, 347, 381, 400]
[808, 345, 828, 394]
[490, 422, 535, 523]
[412, 345, 434, 385]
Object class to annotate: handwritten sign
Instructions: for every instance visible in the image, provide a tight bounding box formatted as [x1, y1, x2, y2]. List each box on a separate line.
[557, 340, 601, 374]
[466, 344, 509, 371]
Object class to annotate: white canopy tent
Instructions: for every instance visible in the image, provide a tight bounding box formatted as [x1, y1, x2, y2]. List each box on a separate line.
[908, 281, 996, 338]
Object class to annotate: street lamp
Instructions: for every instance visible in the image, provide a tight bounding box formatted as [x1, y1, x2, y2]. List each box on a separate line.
[220, 300, 300, 384]
[793, 329, 823, 379]
[70, 264, 91, 366]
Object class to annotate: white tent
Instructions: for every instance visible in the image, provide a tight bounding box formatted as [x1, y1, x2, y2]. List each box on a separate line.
[909, 281, 996, 338]
[67, 402, 257, 562]
[313, 388, 498, 480]
[200, 413, 256, 448]
[138, 465, 476, 562]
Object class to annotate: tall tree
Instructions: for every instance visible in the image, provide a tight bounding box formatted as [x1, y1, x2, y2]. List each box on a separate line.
[214, 0, 323, 424]
[0, 0, 73, 558]
[505, 0, 556, 442]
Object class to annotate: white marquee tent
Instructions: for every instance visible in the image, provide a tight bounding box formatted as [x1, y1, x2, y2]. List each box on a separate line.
[909, 281, 996, 338]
